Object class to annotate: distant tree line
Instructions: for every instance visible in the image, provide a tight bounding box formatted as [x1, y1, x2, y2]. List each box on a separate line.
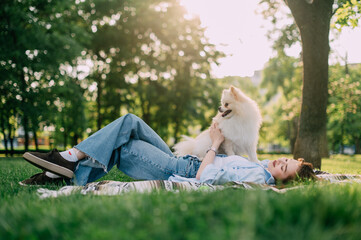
[1, 0, 360, 165]
[0, 0, 225, 156]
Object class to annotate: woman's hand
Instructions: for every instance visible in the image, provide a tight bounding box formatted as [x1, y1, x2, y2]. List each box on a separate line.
[196, 123, 224, 180]
[209, 122, 224, 149]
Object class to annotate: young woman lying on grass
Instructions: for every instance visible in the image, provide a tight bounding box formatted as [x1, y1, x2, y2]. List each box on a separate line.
[20, 114, 316, 186]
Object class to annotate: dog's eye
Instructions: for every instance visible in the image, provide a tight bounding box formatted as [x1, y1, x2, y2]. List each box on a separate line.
[225, 103, 229, 107]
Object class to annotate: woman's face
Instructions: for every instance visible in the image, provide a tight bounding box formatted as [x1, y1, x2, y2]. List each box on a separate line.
[268, 158, 301, 181]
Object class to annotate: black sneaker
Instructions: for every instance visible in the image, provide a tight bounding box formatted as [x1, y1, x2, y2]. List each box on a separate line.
[23, 149, 77, 178]
[19, 172, 65, 186]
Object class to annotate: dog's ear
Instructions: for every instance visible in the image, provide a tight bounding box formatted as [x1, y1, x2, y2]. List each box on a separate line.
[230, 85, 242, 100]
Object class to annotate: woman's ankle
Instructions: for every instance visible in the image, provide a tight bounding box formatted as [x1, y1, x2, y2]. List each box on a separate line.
[73, 148, 86, 160]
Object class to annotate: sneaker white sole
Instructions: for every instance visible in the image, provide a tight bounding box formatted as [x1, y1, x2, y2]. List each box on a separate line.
[23, 152, 74, 178]
[18, 181, 48, 187]
[18, 181, 63, 187]
[18, 181, 30, 187]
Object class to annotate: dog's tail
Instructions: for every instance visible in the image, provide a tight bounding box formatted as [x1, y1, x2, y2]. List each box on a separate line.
[173, 136, 196, 156]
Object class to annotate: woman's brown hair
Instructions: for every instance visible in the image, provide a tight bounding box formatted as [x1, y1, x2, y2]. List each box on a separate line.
[281, 158, 318, 184]
[295, 158, 318, 181]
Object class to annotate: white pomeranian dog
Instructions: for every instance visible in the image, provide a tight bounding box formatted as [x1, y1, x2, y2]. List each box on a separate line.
[173, 86, 262, 162]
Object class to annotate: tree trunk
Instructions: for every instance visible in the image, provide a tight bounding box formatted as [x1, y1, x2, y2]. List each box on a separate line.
[320, 130, 329, 158]
[61, 113, 68, 150]
[289, 117, 298, 154]
[96, 74, 103, 130]
[144, 81, 152, 125]
[138, 79, 148, 123]
[22, 114, 30, 152]
[33, 129, 39, 151]
[354, 137, 361, 154]
[72, 133, 79, 146]
[20, 68, 30, 152]
[287, 0, 333, 169]
[340, 122, 345, 154]
[64, 131, 68, 150]
[0, 118, 9, 157]
[8, 123, 15, 157]
[173, 119, 181, 144]
[3, 134, 9, 157]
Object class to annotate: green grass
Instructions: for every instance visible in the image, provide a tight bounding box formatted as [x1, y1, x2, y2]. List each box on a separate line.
[1, 155, 361, 240]
[322, 154, 361, 174]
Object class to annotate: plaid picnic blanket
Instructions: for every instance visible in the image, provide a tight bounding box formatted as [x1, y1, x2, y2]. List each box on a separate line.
[36, 173, 361, 199]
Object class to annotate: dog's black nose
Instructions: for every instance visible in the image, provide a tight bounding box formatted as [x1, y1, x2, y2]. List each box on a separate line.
[218, 106, 222, 112]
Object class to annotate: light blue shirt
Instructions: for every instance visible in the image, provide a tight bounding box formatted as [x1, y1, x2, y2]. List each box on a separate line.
[200, 157, 275, 185]
[168, 156, 275, 185]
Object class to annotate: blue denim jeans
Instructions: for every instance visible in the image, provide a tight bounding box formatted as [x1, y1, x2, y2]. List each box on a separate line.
[73, 113, 201, 185]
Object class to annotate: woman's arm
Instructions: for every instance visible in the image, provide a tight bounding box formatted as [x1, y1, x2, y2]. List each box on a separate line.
[196, 122, 224, 180]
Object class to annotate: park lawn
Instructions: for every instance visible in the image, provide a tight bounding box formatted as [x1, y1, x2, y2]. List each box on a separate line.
[1, 155, 361, 240]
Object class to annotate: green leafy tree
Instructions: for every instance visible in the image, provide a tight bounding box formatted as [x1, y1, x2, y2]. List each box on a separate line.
[0, 64, 19, 155]
[328, 63, 361, 154]
[261, 55, 302, 153]
[0, 0, 89, 150]
[260, 0, 361, 168]
[82, 0, 224, 143]
[1, 0, 223, 150]
[333, 0, 361, 30]
[51, 75, 87, 149]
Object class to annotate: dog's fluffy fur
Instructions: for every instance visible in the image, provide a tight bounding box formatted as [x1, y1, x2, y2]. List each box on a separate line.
[173, 86, 262, 162]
